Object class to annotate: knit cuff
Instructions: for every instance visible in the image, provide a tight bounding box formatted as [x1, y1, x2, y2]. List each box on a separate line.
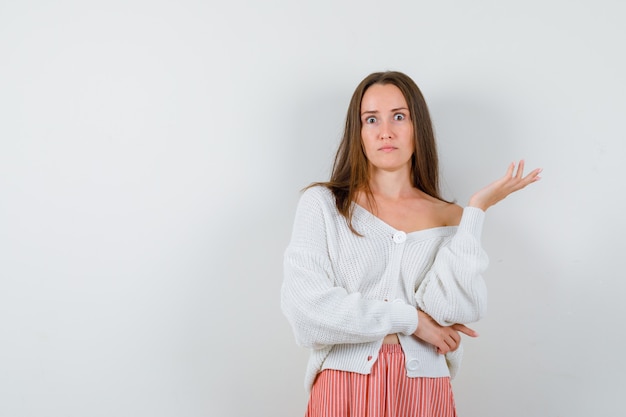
[389, 302, 419, 336]
[459, 206, 485, 240]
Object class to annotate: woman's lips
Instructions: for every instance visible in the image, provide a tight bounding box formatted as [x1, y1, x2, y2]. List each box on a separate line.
[379, 146, 397, 152]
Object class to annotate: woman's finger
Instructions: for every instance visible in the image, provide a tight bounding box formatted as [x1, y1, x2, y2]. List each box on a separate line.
[515, 160, 525, 179]
[451, 323, 479, 337]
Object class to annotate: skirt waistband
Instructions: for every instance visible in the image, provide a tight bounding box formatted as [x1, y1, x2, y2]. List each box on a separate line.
[379, 343, 403, 354]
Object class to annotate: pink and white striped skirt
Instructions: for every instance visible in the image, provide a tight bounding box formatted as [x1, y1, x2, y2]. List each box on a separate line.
[306, 344, 457, 417]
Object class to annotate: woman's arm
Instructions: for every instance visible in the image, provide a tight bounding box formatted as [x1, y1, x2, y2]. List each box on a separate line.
[281, 188, 418, 349]
[415, 206, 489, 325]
[415, 161, 541, 326]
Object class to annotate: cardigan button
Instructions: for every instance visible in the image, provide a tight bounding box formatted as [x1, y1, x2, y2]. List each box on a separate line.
[406, 358, 420, 371]
[392, 231, 406, 243]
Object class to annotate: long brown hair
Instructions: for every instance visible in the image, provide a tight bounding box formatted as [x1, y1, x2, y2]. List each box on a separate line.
[311, 71, 445, 234]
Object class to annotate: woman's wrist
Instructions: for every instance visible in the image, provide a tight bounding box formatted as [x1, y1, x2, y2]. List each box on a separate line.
[467, 197, 488, 212]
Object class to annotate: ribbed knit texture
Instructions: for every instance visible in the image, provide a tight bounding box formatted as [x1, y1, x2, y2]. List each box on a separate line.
[281, 186, 489, 392]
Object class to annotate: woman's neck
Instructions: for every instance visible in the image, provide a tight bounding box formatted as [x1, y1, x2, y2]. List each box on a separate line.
[368, 168, 415, 200]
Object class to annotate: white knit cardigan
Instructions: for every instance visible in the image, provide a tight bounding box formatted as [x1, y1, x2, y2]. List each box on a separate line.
[281, 186, 489, 392]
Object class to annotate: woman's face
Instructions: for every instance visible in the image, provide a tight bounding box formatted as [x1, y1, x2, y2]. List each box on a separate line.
[360, 83, 414, 175]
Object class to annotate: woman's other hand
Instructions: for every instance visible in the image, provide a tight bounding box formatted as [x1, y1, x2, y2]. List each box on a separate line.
[413, 310, 478, 355]
[469, 160, 542, 212]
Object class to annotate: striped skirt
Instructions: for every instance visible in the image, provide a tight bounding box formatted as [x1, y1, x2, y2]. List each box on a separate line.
[306, 344, 457, 417]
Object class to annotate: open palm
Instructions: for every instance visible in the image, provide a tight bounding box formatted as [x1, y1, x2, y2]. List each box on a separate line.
[469, 160, 542, 211]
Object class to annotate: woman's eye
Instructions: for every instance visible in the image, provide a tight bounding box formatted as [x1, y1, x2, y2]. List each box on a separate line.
[394, 113, 405, 121]
[366, 117, 377, 124]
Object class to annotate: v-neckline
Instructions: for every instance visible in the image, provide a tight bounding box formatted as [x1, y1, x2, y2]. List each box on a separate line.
[352, 202, 456, 237]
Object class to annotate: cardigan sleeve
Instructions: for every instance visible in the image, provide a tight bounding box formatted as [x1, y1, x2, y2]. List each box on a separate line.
[281, 187, 418, 349]
[414, 206, 489, 326]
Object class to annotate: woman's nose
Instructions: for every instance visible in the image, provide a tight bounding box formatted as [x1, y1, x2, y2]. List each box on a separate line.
[379, 121, 392, 140]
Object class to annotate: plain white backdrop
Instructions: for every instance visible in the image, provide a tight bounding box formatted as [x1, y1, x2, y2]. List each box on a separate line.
[1, 1, 624, 416]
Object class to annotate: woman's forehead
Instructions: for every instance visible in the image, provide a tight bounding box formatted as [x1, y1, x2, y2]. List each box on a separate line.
[361, 84, 408, 112]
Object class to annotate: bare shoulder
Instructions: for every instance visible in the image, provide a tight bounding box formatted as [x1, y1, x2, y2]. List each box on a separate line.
[415, 190, 463, 227]
[438, 200, 463, 226]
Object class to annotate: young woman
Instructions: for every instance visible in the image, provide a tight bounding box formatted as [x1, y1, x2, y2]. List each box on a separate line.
[281, 71, 541, 417]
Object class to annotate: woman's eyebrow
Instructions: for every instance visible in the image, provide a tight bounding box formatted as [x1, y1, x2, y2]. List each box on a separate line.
[361, 107, 409, 116]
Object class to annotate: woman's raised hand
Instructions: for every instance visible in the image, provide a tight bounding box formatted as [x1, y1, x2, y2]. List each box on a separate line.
[468, 160, 542, 212]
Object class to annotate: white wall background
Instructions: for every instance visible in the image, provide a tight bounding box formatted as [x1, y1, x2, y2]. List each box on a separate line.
[1, 1, 624, 416]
